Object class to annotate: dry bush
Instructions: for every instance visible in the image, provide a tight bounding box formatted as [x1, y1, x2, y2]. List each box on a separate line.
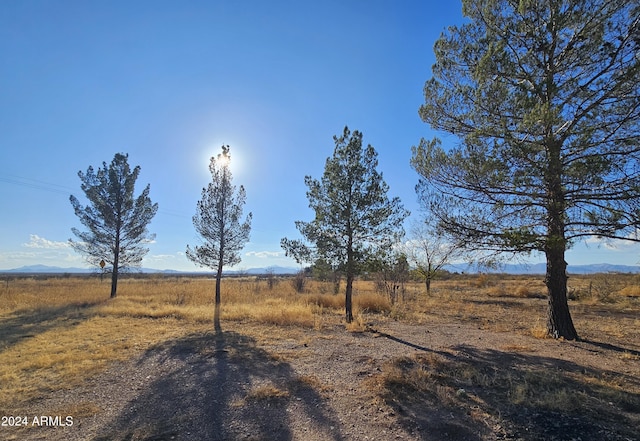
[589, 276, 614, 301]
[345, 312, 367, 332]
[304, 293, 344, 309]
[290, 272, 307, 293]
[486, 284, 507, 296]
[482, 278, 546, 298]
[250, 301, 316, 328]
[530, 320, 549, 339]
[618, 285, 640, 297]
[473, 273, 491, 288]
[245, 383, 290, 401]
[513, 285, 531, 297]
[513, 284, 547, 298]
[354, 292, 392, 313]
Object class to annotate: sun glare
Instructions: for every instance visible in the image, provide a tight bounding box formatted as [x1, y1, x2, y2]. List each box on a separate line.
[217, 151, 231, 167]
[200, 142, 245, 177]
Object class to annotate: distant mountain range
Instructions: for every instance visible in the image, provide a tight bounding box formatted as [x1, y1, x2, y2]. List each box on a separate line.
[444, 262, 640, 274]
[0, 264, 300, 275]
[2, 263, 640, 275]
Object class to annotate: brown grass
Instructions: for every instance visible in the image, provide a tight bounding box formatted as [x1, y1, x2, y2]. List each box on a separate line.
[2, 273, 640, 421]
[618, 285, 640, 297]
[245, 383, 290, 401]
[371, 350, 640, 434]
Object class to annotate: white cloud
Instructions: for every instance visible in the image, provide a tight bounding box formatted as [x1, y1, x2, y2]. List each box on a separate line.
[147, 254, 177, 261]
[23, 234, 70, 249]
[584, 234, 640, 251]
[245, 250, 283, 258]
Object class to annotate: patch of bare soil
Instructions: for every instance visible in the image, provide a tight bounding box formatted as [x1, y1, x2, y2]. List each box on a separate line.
[10, 315, 640, 441]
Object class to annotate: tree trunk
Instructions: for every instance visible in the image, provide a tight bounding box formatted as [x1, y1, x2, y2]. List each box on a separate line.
[345, 228, 354, 323]
[214, 303, 221, 334]
[425, 277, 431, 296]
[110, 267, 118, 299]
[545, 143, 578, 340]
[216, 232, 224, 306]
[110, 243, 119, 299]
[345, 272, 354, 323]
[545, 249, 578, 340]
[110, 219, 122, 299]
[215, 262, 223, 306]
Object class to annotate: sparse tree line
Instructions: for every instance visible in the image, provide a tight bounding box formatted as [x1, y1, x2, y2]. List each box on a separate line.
[69, 0, 640, 341]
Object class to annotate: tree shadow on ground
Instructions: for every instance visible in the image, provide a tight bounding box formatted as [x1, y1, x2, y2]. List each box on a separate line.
[370, 330, 489, 441]
[92, 326, 344, 441]
[465, 298, 534, 307]
[0, 302, 100, 352]
[377, 338, 640, 441]
[577, 338, 640, 358]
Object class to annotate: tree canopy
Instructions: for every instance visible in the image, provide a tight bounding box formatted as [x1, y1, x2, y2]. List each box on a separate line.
[282, 126, 409, 322]
[412, 0, 640, 339]
[70, 153, 158, 298]
[187, 145, 252, 307]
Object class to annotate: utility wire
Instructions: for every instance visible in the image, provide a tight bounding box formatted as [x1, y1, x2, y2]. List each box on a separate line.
[0, 173, 193, 219]
[0, 174, 74, 196]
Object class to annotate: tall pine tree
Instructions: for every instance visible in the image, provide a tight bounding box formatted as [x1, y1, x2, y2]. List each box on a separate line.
[187, 146, 252, 310]
[70, 153, 158, 298]
[282, 127, 409, 322]
[412, 0, 640, 339]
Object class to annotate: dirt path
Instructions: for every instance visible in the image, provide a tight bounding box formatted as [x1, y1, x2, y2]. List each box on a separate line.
[10, 317, 640, 441]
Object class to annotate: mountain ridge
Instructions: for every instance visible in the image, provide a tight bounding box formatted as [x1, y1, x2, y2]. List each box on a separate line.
[2, 263, 640, 275]
[0, 264, 300, 275]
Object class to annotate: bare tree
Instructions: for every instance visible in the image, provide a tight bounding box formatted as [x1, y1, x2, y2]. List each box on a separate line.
[404, 218, 465, 296]
[369, 251, 410, 304]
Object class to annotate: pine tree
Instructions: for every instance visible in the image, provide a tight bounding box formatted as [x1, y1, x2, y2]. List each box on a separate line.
[70, 153, 158, 298]
[412, 0, 640, 339]
[186, 146, 252, 309]
[282, 127, 409, 322]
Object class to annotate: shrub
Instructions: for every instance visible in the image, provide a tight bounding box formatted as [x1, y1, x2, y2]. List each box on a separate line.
[291, 272, 307, 293]
[618, 285, 640, 297]
[304, 293, 343, 309]
[354, 292, 392, 314]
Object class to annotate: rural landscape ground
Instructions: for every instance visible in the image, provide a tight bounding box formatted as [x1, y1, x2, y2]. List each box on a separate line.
[1, 273, 639, 440]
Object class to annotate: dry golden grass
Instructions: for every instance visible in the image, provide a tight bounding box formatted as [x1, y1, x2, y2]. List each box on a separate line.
[617, 285, 640, 297]
[304, 292, 344, 309]
[2, 272, 640, 421]
[244, 383, 290, 402]
[354, 292, 392, 313]
[372, 349, 640, 434]
[529, 319, 550, 339]
[0, 311, 196, 412]
[0, 276, 386, 409]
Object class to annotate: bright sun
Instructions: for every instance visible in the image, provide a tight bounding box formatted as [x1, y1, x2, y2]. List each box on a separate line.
[201, 143, 243, 177]
[217, 151, 231, 167]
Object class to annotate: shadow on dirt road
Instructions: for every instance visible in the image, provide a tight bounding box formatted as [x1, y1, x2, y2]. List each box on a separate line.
[92, 326, 344, 441]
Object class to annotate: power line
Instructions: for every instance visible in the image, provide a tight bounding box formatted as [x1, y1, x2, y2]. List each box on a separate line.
[0, 174, 74, 196]
[0, 173, 193, 218]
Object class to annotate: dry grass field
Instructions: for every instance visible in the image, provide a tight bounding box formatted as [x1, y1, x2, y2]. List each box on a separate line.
[1, 272, 639, 440]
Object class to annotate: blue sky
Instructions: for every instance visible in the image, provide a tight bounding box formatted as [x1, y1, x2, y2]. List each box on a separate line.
[1, 1, 639, 272]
